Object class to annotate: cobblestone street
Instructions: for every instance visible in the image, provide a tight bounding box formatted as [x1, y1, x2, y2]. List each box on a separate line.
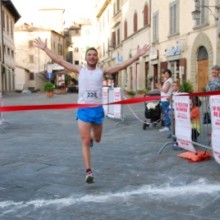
[0, 92, 220, 220]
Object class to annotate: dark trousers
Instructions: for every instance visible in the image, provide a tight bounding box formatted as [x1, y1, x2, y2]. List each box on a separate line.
[192, 128, 200, 142]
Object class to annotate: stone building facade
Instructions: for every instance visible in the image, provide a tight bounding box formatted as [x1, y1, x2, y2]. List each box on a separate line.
[94, 0, 220, 92]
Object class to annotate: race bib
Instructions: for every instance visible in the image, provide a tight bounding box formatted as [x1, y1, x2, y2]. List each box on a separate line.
[82, 90, 100, 101]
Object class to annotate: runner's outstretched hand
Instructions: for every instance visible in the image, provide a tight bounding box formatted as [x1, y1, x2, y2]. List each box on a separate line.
[34, 37, 47, 50]
[136, 44, 151, 57]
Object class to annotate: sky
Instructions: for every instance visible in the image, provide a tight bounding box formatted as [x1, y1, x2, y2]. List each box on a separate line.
[11, 0, 94, 26]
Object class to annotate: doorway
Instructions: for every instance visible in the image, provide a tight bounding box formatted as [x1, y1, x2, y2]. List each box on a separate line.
[153, 64, 158, 88]
[197, 46, 208, 91]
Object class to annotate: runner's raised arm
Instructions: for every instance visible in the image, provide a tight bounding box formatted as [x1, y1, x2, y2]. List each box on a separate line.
[103, 44, 150, 74]
[34, 37, 81, 73]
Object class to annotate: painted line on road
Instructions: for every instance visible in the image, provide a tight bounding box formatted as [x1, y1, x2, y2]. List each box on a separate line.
[0, 179, 220, 214]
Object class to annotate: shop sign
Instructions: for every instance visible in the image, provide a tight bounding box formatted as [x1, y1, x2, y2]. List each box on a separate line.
[165, 41, 181, 57]
[150, 49, 158, 60]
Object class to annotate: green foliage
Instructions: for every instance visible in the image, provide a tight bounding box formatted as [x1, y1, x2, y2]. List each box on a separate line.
[127, 90, 136, 96]
[137, 88, 148, 94]
[44, 82, 54, 92]
[180, 80, 194, 93]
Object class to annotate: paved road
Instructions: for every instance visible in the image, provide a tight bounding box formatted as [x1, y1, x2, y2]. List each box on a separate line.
[0, 92, 220, 220]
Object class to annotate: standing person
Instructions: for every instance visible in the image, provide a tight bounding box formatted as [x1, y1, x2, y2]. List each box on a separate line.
[156, 69, 173, 132]
[206, 65, 220, 92]
[167, 80, 181, 139]
[34, 37, 150, 184]
[205, 65, 220, 124]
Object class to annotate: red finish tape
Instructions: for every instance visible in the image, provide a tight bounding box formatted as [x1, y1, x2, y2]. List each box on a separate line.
[0, 90, 220, 112]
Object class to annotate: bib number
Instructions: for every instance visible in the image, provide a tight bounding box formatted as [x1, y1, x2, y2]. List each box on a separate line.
[87, 91, 97, 99]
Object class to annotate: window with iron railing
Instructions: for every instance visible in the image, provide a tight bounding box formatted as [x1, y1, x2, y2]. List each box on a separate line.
[195, 0, 209, 27]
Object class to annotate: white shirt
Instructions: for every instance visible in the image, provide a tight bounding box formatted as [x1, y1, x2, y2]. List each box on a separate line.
[161, 77, 173, 101]
[78, 67, 103, 104]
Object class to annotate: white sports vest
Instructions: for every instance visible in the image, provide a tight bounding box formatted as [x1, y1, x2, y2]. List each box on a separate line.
[78, 67, 104, 104]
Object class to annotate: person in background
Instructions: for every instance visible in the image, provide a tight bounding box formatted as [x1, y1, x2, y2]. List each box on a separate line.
[167, 80, 181, 139]
[34, 37, 150, 184]
[206, 65, 220, 91]
[205, 65, 220, 124]
[156, 69, 173, 132]
[190, 96, 202, 142]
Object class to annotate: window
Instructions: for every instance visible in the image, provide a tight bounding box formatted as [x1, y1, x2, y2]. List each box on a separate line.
[152, 12, 159, 43]
[117, 28, 120, 45]
[74, 47, 79, 52]
[169, 0, 179, 36]
[114, 0, 120, 15]
[58, 44, 63, 55]
[6, 14, 9, 34]
[75, 60, 79, 65]
[111, 31, 116, 48]
[29, 40, 33, 47]
[143, 4, 149, 26]
[29, 55, 34, 63]
[195, 0, 208, 26]
[29, 72, 34, 80]
[10, 20, 13, 38]
[197, 46, 208, 60]
[124, 20, 128, 39]
[2, 11, 5, 30]
[116, 0, 120, 12]
[133, 11, 138, 32]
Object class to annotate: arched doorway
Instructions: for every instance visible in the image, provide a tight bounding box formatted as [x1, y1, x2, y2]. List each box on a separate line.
[197, 46, 208, 91]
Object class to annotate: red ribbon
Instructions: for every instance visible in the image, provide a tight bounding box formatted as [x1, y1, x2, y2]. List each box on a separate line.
[0, 90, 220, 112]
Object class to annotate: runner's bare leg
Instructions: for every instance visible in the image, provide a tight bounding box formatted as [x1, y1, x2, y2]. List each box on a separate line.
[78, 120, 92, 169]
[91, 123, 103, 143]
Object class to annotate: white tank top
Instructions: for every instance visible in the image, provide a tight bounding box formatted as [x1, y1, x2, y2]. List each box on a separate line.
[78, 67, 103, 104]
[161, 77, 173, 101]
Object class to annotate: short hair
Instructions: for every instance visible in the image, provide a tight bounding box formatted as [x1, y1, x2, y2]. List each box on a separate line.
[173, 80, 180, 86]
[163, 69, 172, 77]
[212, 65, 220, 71]
[85, 47, 98, 55]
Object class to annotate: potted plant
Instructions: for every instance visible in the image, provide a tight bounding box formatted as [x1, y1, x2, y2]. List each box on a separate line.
[180, 80, 194, 93]
[44, 82, 54, 97]
[126, 90, 136, 98]
[137, 88, 147, 96]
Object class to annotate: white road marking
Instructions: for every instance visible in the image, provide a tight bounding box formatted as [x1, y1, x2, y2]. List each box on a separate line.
[0, 179, 220, 214]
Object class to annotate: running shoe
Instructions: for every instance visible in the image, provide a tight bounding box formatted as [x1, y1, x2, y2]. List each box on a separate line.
[85, 171, 94, 184]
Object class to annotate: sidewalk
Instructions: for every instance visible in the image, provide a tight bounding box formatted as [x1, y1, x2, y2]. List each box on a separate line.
[0, 92, 220, 220]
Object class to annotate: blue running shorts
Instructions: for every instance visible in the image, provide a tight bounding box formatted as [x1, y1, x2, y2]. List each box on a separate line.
[76, 106, 105, 124]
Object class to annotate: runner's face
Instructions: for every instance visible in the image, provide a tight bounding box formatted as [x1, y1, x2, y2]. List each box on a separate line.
[85, 50, 98, 68]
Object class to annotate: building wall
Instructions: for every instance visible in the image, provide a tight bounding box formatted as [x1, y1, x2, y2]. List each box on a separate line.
[0, 3, 18, 93]
[14, 24, 65, 91]
[95, 0, 220, 92]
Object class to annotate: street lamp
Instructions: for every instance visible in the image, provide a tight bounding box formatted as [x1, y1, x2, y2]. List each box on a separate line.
[192, 4, 220, 20]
